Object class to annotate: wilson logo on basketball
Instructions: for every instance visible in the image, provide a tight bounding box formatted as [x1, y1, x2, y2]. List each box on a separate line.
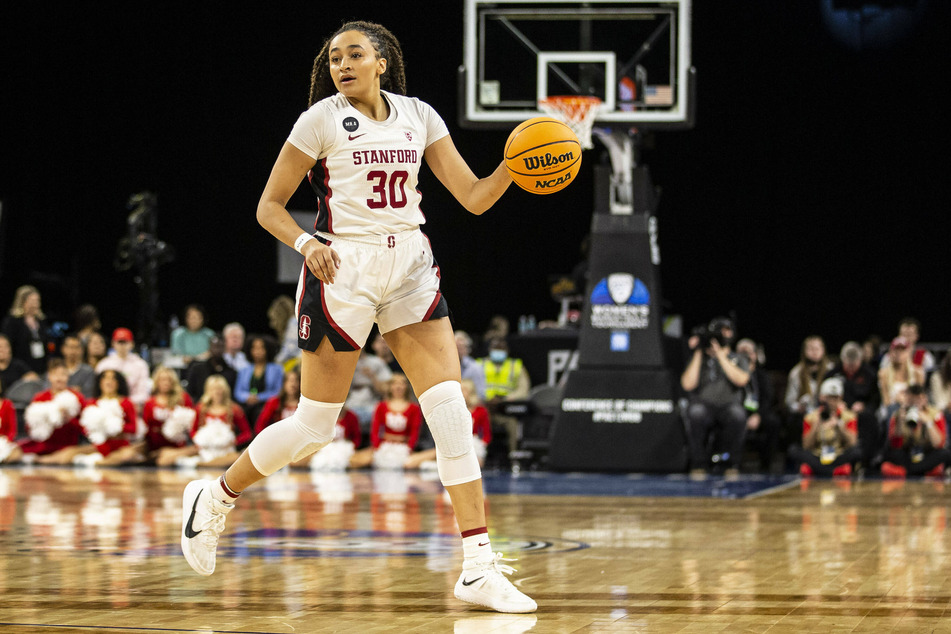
[299, 315, 311, 340]
[522, 151, 575, 171]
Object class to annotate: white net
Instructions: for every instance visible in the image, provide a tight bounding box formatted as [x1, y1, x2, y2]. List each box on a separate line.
[539, 96, 602, 150]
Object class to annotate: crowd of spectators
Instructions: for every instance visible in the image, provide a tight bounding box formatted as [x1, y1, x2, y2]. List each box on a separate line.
[680, 315, 951, 479]
[1, 283, 948, 480]
[0, 287, 507, 472]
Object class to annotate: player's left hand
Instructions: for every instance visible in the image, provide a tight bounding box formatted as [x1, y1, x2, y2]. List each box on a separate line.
[302, 240, 341, 284]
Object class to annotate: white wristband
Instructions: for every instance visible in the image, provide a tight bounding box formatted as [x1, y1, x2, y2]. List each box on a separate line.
[294, 233, 315, 254]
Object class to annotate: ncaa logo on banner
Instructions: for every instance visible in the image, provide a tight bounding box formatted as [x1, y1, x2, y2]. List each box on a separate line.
[299, 315, 311, 340]
[589, 273, 650, 330]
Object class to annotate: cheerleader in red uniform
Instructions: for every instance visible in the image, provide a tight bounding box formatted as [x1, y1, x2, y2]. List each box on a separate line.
[350, 373, 422, 469]
[21, 360, 85, 463]
[177, 375, 252, 468]
[144, 366, 197, 466]
[406, 379, 491, 469]
[0, 377, 22, 463]
[77, 369, 142, 466]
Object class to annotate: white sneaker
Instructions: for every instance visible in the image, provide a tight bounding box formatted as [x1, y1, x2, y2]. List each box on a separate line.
[181, 479, 233, 576]
[454, 553, 537, 613]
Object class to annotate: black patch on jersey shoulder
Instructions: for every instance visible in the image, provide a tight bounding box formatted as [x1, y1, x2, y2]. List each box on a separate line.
[343, 117, 359, 132]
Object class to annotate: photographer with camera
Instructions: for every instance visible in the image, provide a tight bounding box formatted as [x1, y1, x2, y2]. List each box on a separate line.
[788, 378, 861, 477]
[880, 384, 950, 478]
[680, 317, 750, 475]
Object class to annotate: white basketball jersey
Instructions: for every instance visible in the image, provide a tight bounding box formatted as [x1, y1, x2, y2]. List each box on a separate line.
[287, 91, 449, 236]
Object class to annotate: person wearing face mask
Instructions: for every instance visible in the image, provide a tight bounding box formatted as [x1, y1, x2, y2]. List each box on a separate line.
[477, 337, 531, 458]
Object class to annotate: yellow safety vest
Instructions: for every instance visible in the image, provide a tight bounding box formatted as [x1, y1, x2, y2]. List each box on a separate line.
[479, 357, 523, 399]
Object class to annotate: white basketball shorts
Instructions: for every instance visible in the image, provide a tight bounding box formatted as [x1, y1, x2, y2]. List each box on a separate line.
[294, 228, 449, 352]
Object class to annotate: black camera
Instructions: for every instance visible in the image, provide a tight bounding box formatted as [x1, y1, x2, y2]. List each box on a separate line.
[819, 404, 835, 421]
[692, 323, 727, 349]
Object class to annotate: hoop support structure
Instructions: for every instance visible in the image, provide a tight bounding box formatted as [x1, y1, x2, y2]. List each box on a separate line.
[592, 127, 636, 215]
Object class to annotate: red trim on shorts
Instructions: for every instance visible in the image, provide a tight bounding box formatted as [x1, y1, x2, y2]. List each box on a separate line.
[424, 291, 443, 321]
[461, 527, 489, 539]
[319, 279, 359, 350]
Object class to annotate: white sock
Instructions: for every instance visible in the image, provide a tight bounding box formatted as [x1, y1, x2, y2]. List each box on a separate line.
[209, 474, 240, 504]
[462, 530, 493, 564]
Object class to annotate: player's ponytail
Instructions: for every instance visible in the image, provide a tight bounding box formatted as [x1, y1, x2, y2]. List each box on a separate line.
[308, 20, 407, 107]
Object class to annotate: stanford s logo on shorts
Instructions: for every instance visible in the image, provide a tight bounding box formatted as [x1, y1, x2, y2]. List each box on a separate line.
[388, 235, 396, 248]
[299, 315, 311, 340]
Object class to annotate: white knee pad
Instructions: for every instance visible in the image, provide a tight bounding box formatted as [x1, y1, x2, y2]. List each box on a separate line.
[418, 381, 482, 486]
[248, 396, 340, 476]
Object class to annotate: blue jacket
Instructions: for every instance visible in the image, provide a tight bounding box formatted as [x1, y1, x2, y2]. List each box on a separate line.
[234, 363, 284, 404]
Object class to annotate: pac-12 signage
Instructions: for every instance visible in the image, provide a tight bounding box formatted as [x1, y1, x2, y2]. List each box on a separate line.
[589, 273, 650, 330]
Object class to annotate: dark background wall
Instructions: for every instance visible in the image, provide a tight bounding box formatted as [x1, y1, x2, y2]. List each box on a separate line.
[1, 1, 949, 371]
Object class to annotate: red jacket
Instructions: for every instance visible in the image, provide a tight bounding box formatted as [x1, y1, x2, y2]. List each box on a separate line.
[193, 403, 252, 446]
[0, 399, 16, 441]
[18, 389, 85, 455]
[370, 401, 422, 449]
[83, 397, 137, 457]
[143, 393, 195, 450]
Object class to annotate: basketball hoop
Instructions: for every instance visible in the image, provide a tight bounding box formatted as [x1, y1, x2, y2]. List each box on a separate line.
[539, 96, 602, 150]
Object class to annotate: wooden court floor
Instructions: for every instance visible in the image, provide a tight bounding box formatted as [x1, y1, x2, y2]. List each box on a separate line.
[2, 467, 951, 633]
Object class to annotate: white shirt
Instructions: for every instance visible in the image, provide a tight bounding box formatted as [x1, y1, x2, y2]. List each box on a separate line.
[95, 353, 151, 409]
[287, 91, 449, 236]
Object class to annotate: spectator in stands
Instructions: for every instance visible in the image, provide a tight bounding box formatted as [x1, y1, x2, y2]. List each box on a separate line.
[370, 331, 402, 373]
[735, 338, 781, 473]
[346, 344, 393, 429]
[480, 315, 510, 356]
[95, 328, 151, 411]
[234, 334, 283, 424]
[862, 335, 884, 369]
[143, 366, 196, 466]
[2, 285, 50, 375]
[221, 322, 250, 372]
[784, 336, 834, 435]
[267, 295, 300, 366]
[878, 336, 925, 413]
[0, 333, 37, 396]
[60, 334, 95, 397]
[680, 318, 749, 475]
[930, 351, 951, 417]
[406, 378, 492, 469]
[84, 331, 108, 369]
[823, 341, 881, 470]
[881, 317, 936, 376]
[20, 360, 84, 462]
[350, 373, 423, 469]
[455, 330, 487, 401]
[478, 336, 531, 459]
[0, 377, 21, 463]
[77, 369, 143, 466]
[180, 375, 252, 468]
[170, 304, 215, 366]
[184, 334, 237, 401]
[72, 304, 102, 348]
[788, 378, 861, 477]
[881, 384, 950, 477]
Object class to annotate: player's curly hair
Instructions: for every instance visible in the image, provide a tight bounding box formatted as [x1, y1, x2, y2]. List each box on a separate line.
[308, 20, 407, 106]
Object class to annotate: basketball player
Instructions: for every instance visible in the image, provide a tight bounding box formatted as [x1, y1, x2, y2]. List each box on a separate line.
[181, 21, 536, 614]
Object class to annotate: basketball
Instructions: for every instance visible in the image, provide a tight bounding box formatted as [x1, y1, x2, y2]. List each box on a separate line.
[504, 117, 582, 194]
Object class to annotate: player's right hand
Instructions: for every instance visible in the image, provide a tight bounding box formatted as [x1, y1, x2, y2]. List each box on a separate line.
[302, 240, 341, 284]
